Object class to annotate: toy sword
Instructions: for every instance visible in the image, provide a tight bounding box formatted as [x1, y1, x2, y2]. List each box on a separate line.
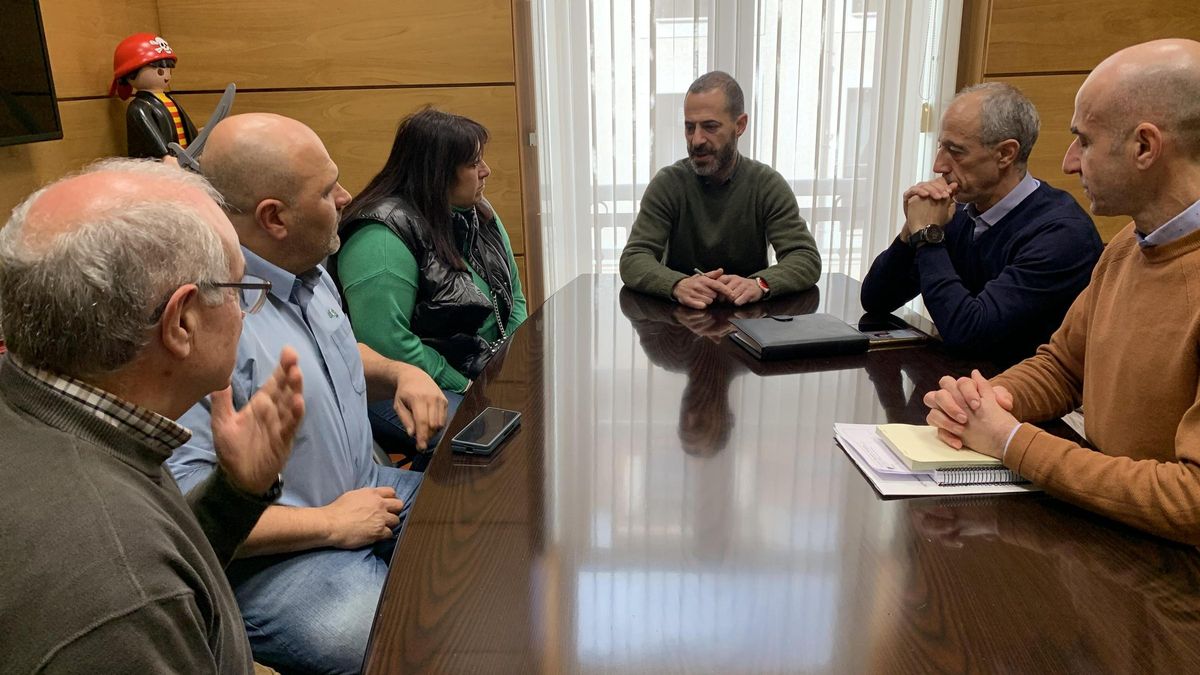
[168, 82, 235, 173]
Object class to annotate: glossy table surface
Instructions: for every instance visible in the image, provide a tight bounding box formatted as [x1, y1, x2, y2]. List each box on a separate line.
[364, 274, 1200, 674]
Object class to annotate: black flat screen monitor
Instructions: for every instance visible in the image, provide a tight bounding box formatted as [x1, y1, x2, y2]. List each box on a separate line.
[0, 0, 63, 147]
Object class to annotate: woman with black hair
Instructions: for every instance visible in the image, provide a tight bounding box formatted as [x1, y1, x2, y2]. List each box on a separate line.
[335, 107, 527, 448]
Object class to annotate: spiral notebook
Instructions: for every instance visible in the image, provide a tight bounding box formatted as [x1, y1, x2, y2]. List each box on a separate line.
[876, 424, 1027, 486]
[833, 423, 1036, 496]
[931, 466, 1027, 486]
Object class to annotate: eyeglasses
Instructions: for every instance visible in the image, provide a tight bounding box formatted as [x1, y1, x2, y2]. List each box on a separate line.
[149, 275, 273, 323]
[202, 275, 272, 315]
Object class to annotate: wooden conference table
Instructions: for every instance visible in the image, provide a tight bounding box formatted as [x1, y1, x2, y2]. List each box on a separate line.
[364, 273, 1200, 674]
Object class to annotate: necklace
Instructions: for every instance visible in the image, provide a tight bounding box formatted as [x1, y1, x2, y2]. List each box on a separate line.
[487, 290, 508, 354]
[467, 206, 509, 353]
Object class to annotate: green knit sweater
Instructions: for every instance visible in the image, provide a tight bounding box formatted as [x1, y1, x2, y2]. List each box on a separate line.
[338, 212, 527, 393]
[619, 154, 822, 300]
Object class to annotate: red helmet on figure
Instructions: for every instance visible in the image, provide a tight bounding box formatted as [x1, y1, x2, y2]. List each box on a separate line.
[109, 33, 178, 100]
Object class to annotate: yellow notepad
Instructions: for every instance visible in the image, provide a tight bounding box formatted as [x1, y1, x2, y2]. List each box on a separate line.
[876, 424, 1003, 472]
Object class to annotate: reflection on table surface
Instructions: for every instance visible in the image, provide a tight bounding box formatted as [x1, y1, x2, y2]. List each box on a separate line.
[364, 274, 1200, 675]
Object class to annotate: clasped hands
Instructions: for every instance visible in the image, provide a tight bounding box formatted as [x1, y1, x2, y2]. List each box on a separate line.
[673, 267, 763, 309]
[901, 177, 958, 242]
[923, 369, 1020, 460]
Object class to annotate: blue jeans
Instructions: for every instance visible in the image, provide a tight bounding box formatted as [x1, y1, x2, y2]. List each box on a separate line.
[367, 389, 464, 466]
[228, 465, 423, 675]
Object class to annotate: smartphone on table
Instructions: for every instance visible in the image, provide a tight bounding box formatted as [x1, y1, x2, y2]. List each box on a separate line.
[450, 407, 522, 456]
[856, 313, 929, 347]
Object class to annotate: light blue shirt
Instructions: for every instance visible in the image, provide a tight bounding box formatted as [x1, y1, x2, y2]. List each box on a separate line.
[169, 247, 379, 507]
[1137, 198, 1200, 248]
[966, 172, 1041, 239]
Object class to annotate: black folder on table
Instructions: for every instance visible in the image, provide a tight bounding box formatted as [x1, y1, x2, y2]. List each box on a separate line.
[729, 313, 869, 359]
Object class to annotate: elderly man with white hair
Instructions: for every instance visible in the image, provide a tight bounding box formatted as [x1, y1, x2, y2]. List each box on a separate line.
[0, 159, 304, 673]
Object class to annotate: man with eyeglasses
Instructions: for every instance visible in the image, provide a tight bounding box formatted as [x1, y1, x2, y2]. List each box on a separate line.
[861, 82, 1102, 366]
[168, 113, 445, 675]
[0, 158, 304, 673]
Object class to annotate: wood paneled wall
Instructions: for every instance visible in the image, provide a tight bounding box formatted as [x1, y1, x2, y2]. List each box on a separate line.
[2, 0, 540, 304]
[958, 0, 1200, 241]
[0, 0, 157, 215]
[156, 0, 514, 89]
[171, 87, 526, 257]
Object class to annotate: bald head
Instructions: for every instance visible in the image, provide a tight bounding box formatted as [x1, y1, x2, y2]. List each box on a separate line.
[202, 113, 330, 215]
[0, 159, 233, 378]
[200, 113, 349, 274]
[1081, 39, 1200, 157]
[20, 165, 228, 251]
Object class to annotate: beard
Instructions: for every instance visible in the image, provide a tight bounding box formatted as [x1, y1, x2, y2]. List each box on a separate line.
[688, 139, 737, 177]
[294, 214, 341, 262]
[326, 229, 342, 256]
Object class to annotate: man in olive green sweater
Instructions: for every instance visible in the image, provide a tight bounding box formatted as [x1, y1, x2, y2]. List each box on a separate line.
[620, 71, 822, 308]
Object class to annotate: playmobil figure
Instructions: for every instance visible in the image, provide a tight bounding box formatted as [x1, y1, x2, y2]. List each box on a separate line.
[109, 33, 196, 160]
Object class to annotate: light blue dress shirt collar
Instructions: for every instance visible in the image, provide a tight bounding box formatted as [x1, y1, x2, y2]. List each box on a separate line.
[966, 171, 1041, 237]
[244, 246, 300, 303]
[1137, 198, 1200, 248]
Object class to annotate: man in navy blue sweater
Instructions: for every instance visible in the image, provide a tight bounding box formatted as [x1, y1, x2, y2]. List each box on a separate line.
[861, 82, 1102, 366]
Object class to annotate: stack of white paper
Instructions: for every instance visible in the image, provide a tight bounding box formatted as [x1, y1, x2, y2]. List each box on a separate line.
[833, 423, 1040, 498]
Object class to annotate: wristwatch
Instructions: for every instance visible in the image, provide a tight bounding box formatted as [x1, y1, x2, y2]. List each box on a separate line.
[258, 473, 284, 502]
[754, 276, 771, 298]
[909, 223, 946, 249]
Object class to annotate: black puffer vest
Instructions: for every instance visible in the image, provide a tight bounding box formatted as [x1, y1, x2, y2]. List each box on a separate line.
[331, 197, 515, 380]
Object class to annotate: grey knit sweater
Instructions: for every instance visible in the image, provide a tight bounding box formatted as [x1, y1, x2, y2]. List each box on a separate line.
[0, 360, 269, 674]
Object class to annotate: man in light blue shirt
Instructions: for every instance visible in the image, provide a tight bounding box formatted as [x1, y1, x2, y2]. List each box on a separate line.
[169, 113, 448, 675]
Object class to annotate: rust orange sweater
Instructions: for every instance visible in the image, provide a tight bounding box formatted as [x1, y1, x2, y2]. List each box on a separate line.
[994, 222, 1200, 545]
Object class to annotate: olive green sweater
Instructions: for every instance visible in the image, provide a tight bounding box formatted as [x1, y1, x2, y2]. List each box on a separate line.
[619, 154, 821, 300]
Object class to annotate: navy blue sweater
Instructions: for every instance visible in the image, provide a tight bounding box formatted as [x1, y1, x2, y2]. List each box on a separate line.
[860, 181, 1102, 366]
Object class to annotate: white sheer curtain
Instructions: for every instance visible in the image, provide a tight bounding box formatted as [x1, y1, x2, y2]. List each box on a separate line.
[531, 6, 965, 657]
[531, 0, 963, 296]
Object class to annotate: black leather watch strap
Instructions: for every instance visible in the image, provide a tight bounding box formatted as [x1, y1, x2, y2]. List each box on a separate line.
[257, 474, 284, 502]
[909, 223, 945, 250]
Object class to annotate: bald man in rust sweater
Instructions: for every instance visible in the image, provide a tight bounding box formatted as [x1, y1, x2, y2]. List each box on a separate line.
[922, 38, 1200, 545]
